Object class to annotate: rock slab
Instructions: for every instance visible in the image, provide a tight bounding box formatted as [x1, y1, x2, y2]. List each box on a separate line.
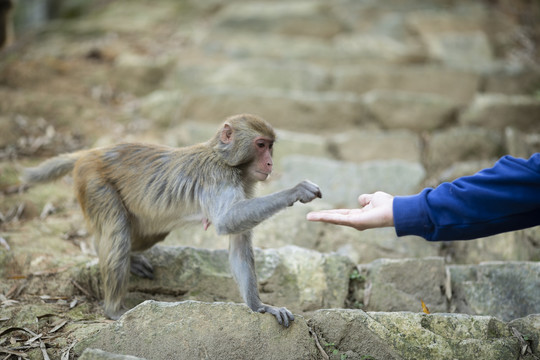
[77, 300, 319, 360]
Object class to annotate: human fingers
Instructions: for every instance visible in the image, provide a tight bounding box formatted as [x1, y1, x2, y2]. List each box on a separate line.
[306, 210, 350, 222]
[306, 211, 354, 226]
[307, 209, 352, 217]
[358, 193, 374, 207]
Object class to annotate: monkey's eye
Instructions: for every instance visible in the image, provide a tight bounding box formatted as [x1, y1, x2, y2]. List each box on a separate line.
[257, 142, 266, 148]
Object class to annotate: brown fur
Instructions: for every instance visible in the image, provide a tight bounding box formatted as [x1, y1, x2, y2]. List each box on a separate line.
[23, 114, 320, 325]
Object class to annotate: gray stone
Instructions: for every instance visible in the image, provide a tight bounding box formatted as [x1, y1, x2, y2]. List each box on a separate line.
[484, 68, 540, 95]
[203, 33, 339, 61]
[128, 90, 184, 128]
[430, 159, 497, 186]
[272, 129, 332, 166]
[310, 310, 519, 360]
[406, 7, 489, 36]
[332, 65, 480, 104]
[425, 126, 503, 172]
[103, 245, 352, 314]
[406, 9, 495, 69]
[213, 2, 345, 39]
[270, 156, 425, 208]
[424, 32, 494, 70]
[362, 90, 458, 132]
[442, 227, 540, 265]
[508, 314, 540, 354]
[76, 301, 319, 360]
[333, 33, 427, 63]
[162, 121, 219, 148]
[167, 60, 331, 93]
[449, 261, 540, 321]
[459, 94, 540, 131]
[112, 54, 174, 96]
[329, 128, 421, 163]
[356, 257, 448, 313]
[179, 88, 365, 131]
[261, 246, 352, 312]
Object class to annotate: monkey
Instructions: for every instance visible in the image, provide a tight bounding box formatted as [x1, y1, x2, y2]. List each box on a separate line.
[23, 114, 322, 327]
[0, 0, 13, 49]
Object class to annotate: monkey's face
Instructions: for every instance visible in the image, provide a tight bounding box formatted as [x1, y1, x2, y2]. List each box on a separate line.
[249, 137, 274, 181]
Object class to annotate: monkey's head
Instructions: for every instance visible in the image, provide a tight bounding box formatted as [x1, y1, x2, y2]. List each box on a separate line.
[213, 114, 276, 181]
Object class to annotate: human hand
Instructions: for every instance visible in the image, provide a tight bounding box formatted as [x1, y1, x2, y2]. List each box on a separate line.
[306, 191, 394, 231]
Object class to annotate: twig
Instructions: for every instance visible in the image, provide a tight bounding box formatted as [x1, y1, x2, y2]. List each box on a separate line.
[61, 341, 77, 360]
[0, 347, 29, 358]
[49, 320, 67, 334]
[71, 279, 94, 299]
[511, 327, 540, 360]
[308, 327, 329, 360]
[39, 341, 50, 360]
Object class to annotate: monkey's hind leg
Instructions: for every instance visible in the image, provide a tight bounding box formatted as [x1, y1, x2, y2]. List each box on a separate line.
[85, 184, 133, 320]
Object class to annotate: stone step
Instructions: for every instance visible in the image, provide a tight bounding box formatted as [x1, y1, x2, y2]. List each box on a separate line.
[166, 59, 485, 104]
[77, 300, 540, 360]
[459, 94, 540, 131]
[131, 88, 365, 131]
[211, 1, 345, 39]
[350, 257, 540, 321]
[202, 31, 425, 64]
[76, 245, 352, 314]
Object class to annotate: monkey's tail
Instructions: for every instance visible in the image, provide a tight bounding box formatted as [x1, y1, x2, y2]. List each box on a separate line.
[22, 152, 81, 184]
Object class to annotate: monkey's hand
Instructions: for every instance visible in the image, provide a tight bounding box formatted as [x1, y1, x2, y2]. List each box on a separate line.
[291, 180, 322, 205]
[258, 304, 295, 327]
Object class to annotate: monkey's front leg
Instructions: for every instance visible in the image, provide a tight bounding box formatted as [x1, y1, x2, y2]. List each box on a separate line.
[229, 231, 294, 327]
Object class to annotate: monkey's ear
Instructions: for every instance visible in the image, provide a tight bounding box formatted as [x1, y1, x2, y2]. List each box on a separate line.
[220, 123, 234, 144]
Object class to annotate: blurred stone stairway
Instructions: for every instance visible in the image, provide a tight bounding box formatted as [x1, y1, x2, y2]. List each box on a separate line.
[2, 0, 540, 359]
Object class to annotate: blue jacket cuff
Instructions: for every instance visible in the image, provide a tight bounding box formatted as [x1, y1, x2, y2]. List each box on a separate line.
[393, 190, 434, 240]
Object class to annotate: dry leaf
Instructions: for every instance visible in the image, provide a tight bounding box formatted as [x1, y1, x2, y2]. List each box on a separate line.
[421, 299, 430, 314]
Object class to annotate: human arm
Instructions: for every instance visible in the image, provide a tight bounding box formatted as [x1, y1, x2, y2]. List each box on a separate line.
[307, 154, 540, 241]
[394, 154, 540, 241]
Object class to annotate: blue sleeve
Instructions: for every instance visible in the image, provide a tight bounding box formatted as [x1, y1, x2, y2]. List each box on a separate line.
[393, 153, 540, 241]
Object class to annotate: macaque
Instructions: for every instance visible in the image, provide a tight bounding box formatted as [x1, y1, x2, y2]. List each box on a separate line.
[0, 0, 13, 49]
[23, 114, 322, 327]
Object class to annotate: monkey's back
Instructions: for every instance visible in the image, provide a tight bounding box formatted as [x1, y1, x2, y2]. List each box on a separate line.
[73, 142, 244, 238]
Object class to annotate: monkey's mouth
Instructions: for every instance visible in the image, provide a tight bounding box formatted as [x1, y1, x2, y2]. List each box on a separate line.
[255, 171, 271, 179]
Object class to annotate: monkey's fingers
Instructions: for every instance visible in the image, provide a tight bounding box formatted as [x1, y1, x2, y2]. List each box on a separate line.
[259, 305, 295, 327]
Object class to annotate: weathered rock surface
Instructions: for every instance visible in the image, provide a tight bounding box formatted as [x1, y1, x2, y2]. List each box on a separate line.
[179, 88, 365, 131]
[459, 94, 540, 131]
[362, 90, 459, 132]
[449, 261, 540, 322]
[310, 310, 524, 360]
[76, 301, 540, 360]
[356, 257, 448, 314]
[329, 129, 421, 163]
[349, 258, 540, 322]
[425, 126, 503, 172]
[76, 300, 319, 360]
[331, 65, 480, 104]
[76, 245, 353, 314]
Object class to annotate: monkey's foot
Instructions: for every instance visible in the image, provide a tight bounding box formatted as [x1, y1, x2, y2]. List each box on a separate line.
[258, 305, 295, 328]
[104, 306, 128, 320]
[130, 254, 154, 279]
